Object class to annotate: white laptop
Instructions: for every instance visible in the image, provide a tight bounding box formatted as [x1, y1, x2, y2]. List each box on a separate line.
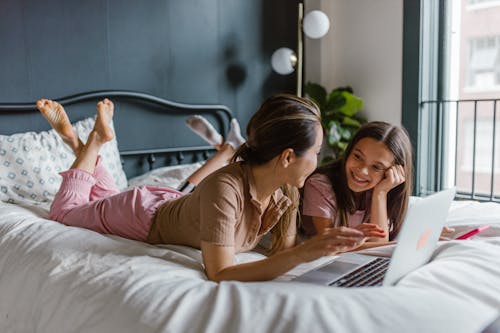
[294, 188, 456, 287]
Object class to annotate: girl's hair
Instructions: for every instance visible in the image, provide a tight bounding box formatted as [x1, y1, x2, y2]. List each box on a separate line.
[318, 121, 413, 240]
[232, 93, 321, 254]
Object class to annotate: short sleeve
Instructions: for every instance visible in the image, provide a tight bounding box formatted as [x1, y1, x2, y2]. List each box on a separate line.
[302, 173, 337, 219]
[199, 176, 241, 246]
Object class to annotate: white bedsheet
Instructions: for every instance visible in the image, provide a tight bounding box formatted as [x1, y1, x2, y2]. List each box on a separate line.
[1, 200, 500, 333]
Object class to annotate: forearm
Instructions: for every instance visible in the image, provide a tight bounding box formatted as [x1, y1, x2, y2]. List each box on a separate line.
[210, 247, 303, 282]
[312, 216, 332, 234]
[203, 227, 368, 282]
[186, 144, 234, 185]
[369, 190, 390, 242]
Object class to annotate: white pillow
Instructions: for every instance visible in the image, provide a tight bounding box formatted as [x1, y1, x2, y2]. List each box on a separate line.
[0, 117, 127, 204]
[127, 162, 203, 190]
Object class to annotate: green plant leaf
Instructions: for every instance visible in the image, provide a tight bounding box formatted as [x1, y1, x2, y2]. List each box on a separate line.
[305, 82, 327, 109]
[337, 141, 348, 151]
[308, 82, 367, 155]
[337, 91, 363, 117]
[342, 117, 361, 128]
[324, 90, 346, 112]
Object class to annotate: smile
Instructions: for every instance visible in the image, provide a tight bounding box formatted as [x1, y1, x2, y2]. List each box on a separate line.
[351, 172, 369, 184]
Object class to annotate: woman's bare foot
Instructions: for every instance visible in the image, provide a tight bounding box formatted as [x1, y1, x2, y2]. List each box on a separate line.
[91, 98, 115, 144]
[36, 98, 83, 154]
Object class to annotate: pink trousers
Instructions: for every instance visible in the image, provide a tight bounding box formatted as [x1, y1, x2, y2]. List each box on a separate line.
[50, 157, 182, 241]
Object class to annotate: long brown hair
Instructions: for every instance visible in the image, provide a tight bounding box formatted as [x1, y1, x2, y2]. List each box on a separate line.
[232, 94, 321, 254]
[318, 121, 413, 240]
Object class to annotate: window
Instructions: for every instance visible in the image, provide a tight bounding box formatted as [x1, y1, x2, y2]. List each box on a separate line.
[461, 120, 500, 174]
[469, 0, 498, 4]
[403, 0, 500, 201]
[467, 0, 500, 9]
[446, 2, 500, 200]
[466, 36, 500, 91]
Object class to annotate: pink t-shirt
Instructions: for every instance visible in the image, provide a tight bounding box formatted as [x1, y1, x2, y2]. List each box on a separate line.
[302, 173, 369, 233]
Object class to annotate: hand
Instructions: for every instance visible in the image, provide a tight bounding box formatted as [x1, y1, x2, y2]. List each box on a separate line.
[294, 227, 367, 262]
[439, 226, 455, 241]
[374, 165, 405, 194]
[353, 223, 387, 239]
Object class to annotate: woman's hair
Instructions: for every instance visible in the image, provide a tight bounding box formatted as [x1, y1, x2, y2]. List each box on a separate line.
[233, 93, 321, 254]
[318, 121, 413, 240]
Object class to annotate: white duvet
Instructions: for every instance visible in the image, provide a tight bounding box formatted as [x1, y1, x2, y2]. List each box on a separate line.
[1, 198, 500, 333]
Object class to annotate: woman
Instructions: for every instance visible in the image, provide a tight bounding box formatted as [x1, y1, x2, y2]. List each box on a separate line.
[37, 94, 385, 282]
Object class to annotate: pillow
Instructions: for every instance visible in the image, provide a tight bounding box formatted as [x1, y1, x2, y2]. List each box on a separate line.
[127, 162, 204, 190]
[0, 117, 128, 204]
[447, 200, 500, 226]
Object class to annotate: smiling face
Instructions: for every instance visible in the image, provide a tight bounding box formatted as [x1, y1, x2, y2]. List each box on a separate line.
[345, 137, 395, 193]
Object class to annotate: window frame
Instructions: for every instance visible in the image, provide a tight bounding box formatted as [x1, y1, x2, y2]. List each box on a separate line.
[402, 0, 448, 196]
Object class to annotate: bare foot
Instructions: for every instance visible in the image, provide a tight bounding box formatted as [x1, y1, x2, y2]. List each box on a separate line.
[36, 98, 82, 153]
[91, 98, 115, 144]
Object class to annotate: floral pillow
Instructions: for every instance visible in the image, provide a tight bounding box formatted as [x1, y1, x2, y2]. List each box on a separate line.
[0, 117, 128, 204]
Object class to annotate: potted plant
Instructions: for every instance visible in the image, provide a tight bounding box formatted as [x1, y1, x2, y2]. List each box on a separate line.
[305, 82, 366, 162]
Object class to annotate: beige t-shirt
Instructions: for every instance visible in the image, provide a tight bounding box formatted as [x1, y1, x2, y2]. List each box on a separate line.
[147, 162, 296, 253]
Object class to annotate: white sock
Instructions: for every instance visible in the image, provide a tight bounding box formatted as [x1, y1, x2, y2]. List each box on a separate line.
[186, 115, 223, 147]
[225, 118, 246, 149]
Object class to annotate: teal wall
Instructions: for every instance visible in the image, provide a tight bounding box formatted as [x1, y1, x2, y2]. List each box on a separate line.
[0, 0, 297, 130]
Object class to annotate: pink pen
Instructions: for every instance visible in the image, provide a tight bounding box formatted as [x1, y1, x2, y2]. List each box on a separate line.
[455, 225, 490, 240]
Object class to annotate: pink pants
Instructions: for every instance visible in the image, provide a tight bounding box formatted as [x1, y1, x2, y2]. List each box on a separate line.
[50, 157, 182, 241]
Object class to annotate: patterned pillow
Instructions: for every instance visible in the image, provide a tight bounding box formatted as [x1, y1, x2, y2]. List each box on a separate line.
[0, 117, 128, 204]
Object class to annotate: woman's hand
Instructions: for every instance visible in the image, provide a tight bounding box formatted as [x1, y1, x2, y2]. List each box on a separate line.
[374, 165, 405, 194]
[294, 227, 367, 262]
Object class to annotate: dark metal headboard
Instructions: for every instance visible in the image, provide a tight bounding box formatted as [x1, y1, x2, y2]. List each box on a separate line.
[0, 90, 233, 178]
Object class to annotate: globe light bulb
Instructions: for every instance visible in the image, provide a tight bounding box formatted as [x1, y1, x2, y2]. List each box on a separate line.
[271, 47, 297, 75]
[303, 10, 330, 39]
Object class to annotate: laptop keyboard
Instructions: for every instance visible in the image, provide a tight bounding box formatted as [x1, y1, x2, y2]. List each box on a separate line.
[329, 257, 390, 287]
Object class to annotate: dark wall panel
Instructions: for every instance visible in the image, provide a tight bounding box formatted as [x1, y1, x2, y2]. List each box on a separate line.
[0, 0, 296, 136]
[24, 0, 109, 97]
[0, 0, 31, 100]
[161, 0, 220, 101]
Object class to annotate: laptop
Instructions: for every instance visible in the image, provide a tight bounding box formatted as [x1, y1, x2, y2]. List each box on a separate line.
[294, 188, 456, 287]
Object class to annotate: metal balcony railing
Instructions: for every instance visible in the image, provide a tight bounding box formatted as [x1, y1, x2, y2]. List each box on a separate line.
[420, 98, 500, 202]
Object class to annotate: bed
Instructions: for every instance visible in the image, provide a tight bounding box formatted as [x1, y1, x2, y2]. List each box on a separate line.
[1, 91, 500, 333]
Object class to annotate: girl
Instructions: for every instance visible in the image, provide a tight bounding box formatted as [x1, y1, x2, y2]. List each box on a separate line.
[301, 121, 413, 245]
[37, 94, 385, 282]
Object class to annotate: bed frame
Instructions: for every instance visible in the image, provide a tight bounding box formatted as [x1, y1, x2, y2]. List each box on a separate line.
[0, 90, 233, 178]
